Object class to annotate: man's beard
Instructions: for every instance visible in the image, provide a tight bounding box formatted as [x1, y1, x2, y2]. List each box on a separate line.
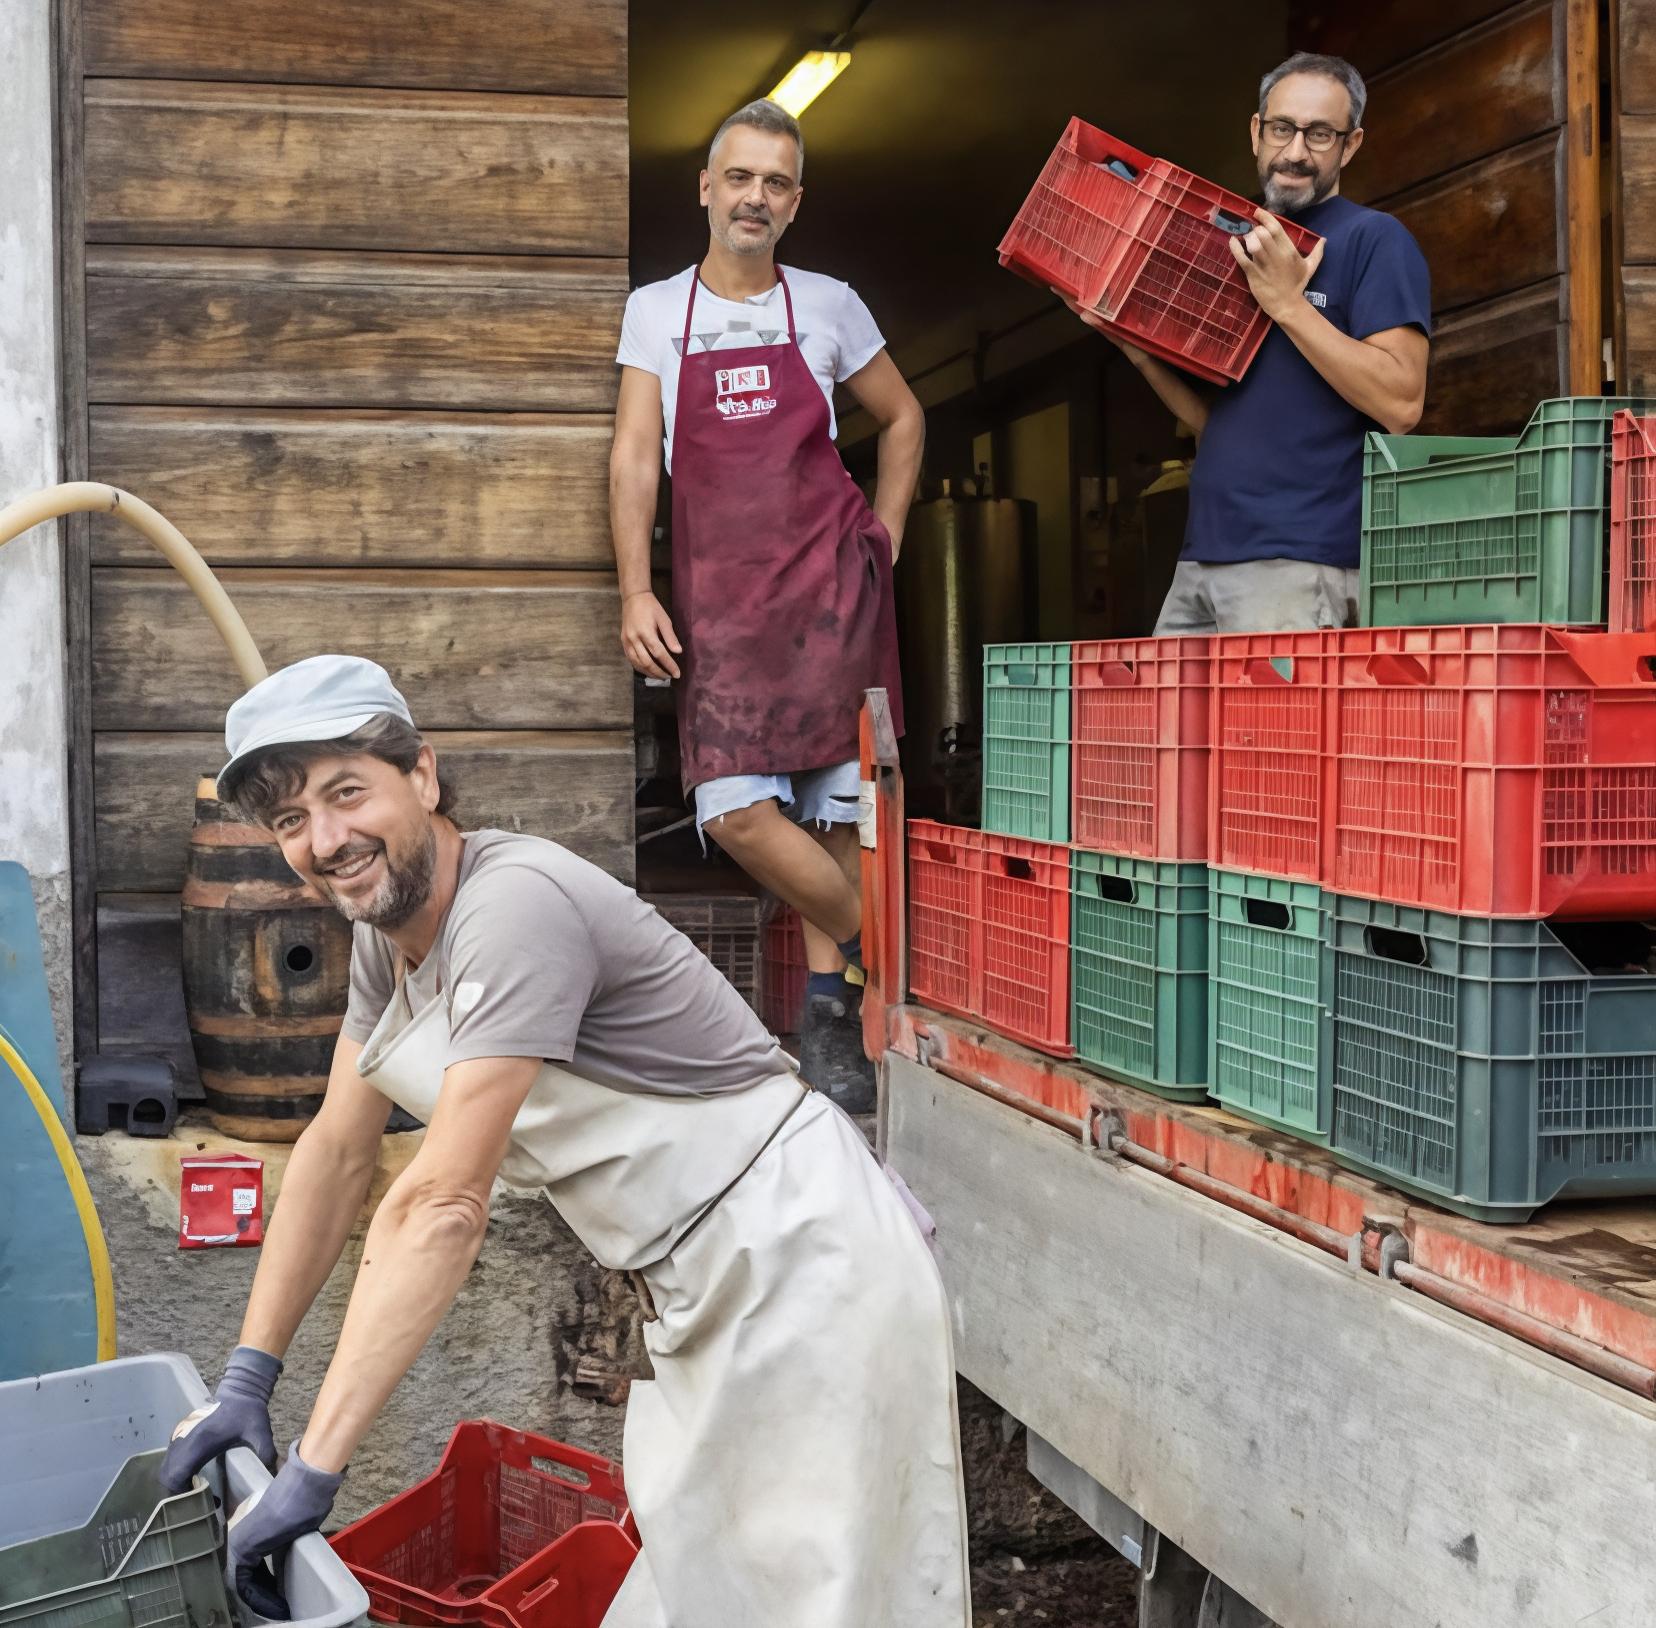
[1261, 160, 1336, 216]
[712, 206, 777, 257]
[315, 824, 436, 929]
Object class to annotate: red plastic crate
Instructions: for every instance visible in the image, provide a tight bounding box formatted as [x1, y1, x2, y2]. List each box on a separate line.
[1611, 410, 1656, 633]
[329, 1421, 633, 1628]
[980, 832, 1072, 1056]
[1209, 632, 1335, 882]
[998, 122, 1161, 314]
[1073, 636, 1210, 859]
[998, 119, 1321, 386]
[908, 820, 981, 1020]
[760, 906, 807, 1035]
[1325, 625, 1656, 918]
[475, 1524, 639, 1628]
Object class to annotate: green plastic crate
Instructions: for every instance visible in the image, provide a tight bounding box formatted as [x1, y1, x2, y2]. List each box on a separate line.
[1327, 897, 1656, 1223]
[1070, 851, 1208, 1101]
[1361, 395, 1656, 627]
[0, 1450, 231, 1628]
[983, 642, 1071, 842]
[1207, 868, 1330, 1141]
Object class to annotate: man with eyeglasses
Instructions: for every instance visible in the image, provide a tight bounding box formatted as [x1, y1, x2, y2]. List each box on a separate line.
[1069, 51, 1430, 634]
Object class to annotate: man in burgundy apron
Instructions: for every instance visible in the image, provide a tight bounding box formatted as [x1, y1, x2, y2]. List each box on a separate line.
[610, 98, 924, 1110]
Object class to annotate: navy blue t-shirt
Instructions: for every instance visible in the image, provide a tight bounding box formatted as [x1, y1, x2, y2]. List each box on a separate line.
[1182, 194, 1432, 568]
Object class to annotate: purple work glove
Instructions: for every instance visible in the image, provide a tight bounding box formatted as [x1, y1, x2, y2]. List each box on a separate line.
[228, 1440, 346, 1620]
[158, 1345, 282, 1494]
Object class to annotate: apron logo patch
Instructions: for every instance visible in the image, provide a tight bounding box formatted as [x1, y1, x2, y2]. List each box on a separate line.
[715, 363, 770, 395]
[714, 363, 777, 420]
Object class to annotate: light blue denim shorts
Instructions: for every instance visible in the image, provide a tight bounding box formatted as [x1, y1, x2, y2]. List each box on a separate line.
[694, 758, 862, 844]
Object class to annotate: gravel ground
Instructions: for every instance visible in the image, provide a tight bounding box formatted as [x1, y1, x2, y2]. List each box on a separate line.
[956, 1377, 1140, 1627]
[972, 1542, 1141, 1626]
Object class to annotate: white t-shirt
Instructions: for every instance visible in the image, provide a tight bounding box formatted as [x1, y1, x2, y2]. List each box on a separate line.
[615, 265, 886, 472]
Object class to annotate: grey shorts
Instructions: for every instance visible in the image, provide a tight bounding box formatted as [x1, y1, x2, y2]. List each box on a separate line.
[1154, 558, 1359, 635]
[694, 759, 862, 842]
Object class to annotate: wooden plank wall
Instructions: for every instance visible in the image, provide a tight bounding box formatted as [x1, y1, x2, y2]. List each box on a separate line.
[62, 0, 631, 1076]
[1289, 0, 1602, 431]
[1617, 0, 1656, 388]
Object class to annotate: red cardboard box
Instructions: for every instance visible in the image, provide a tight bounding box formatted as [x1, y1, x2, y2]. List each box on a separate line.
[179, 1150, 264, 1248]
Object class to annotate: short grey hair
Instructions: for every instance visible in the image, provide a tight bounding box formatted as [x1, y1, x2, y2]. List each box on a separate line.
[707, 98, 804, 178]
[1259, 52, 1367, 129]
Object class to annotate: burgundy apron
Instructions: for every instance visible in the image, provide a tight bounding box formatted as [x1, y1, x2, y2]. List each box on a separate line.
[670, 264, 903, 793]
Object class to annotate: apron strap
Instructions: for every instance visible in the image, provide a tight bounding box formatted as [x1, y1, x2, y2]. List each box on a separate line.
[680, 263, 699, 355]
[627, 1076, 813, 1323]
[683, 263, 797, 351]
[776, 263, 797, 341]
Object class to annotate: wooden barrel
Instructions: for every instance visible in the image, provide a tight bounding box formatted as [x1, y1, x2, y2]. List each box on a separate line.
[180, 779, 353, 1141]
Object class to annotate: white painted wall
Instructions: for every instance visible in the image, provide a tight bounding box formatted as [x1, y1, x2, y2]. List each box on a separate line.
[0, 0, 74, 1100]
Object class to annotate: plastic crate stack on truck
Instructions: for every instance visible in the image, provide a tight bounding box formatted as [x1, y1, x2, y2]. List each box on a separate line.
[908, 117, 1656, 1228]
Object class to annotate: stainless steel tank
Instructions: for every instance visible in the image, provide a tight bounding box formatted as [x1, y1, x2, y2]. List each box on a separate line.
[896, 494, 1037, 819]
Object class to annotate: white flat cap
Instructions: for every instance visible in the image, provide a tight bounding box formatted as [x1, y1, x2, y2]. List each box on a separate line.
[219, 654, 414, 796]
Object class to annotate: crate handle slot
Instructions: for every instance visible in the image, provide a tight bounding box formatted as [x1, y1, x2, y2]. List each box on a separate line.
[1102, 157, 1140, 183]
[519, 1575, 563, 1612]
[1364, 652, 1430, 686]
[1086, 658, 1138, 687]
[997, 855, 1036, 881]
[529, 1453, 594, 1488]
[1000, 662, 1041, 686]
[919, 839, 962, 866]
[1091, 873, 1136, 904]
[1364, 925, 1428, 966]
[1212, 206, 1254, 235]
[1549, 630, 1656, 686]
[1242, 897, 1292, 931]
[1241, 656, 1293, 685]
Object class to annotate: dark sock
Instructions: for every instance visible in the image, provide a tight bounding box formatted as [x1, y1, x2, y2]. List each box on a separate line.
[835, 930, 864, 972]
[807, 969, 856, 1003]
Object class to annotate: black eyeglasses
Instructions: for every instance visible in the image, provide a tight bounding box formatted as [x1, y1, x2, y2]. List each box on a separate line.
[1259, 117, 1353, 153]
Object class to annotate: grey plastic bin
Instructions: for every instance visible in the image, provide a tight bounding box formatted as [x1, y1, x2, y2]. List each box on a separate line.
[0, 1352, 368, 1628]
[0, 1449, 231, 1628]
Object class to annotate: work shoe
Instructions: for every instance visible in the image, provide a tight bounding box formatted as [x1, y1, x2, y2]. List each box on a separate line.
[798, 990, 877, 1114]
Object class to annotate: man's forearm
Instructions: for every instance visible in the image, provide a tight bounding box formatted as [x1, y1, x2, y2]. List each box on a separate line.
[238, 1127, 379, 1359]
[1273, 303, 1422, 434]
[608, 458, 660, 599]
[872, 408, 924, 549]
[297, 1184, 488, 1471]
[1132, 352, 1210, 440]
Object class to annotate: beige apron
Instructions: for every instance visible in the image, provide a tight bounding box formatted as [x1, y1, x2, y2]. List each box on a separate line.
[356, 971, 971, 1628]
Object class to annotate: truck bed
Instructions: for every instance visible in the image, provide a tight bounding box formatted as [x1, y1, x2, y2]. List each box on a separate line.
[885, 1004, 1656, 1382]
[882, 1012, 1656, 1627]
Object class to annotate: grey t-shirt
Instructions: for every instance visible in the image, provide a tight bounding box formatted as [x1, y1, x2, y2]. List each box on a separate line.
[341, 829, 787, 1095]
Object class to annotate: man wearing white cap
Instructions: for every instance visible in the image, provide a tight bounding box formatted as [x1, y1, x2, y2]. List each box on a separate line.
[158, 655, 970, 1628]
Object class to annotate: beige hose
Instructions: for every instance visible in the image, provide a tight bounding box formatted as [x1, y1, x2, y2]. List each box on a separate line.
[0, 482, 266, 687]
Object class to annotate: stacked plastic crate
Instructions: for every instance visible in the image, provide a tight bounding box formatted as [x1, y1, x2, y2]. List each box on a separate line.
[761, 906, 807, 1037]
[1321, 397, 1656, 1221]
[1069, 638, 1211, 1099]
[907, 118, 1320, 1064]
[906, 112, 1656, 1225]
[1206, 633, 1335, 1142]
[910, 634, 1218, 1084]
[910, 644, 1073, 1055]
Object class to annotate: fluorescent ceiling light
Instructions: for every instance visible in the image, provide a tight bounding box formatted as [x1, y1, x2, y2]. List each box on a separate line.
[769, 50, 852, 117]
